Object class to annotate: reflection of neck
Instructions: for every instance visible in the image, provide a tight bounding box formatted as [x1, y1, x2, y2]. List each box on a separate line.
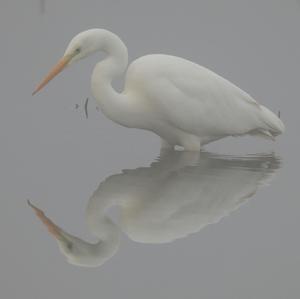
[73, 189, 121, 267]
[57, 188, 121, 267]
[78, 216, 120, 267]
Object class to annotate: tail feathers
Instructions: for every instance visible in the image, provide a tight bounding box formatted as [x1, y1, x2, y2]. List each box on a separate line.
[249, 129, 276, 141]
[259, 105, 285, 136]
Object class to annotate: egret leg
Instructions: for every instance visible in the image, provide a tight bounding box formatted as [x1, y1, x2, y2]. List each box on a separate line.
[180, 135, 201, 151]
[160, 138, 174, 150]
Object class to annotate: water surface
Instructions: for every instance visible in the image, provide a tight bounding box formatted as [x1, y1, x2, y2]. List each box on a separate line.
[1, 1, 299, 298]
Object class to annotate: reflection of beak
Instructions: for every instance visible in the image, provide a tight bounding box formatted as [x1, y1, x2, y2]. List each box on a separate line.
[27, 200, 64, 240]
[32, 54, 72, 95]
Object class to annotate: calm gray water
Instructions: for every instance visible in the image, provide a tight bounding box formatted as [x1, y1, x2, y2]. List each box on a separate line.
[1, 0, 299, 298]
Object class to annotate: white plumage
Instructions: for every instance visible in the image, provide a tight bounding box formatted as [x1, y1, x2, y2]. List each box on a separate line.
[33, 29, 285, 150]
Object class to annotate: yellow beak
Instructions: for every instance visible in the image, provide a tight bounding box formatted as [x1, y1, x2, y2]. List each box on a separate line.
[32, 54, 72, 95]
[27, 200, 63, 240]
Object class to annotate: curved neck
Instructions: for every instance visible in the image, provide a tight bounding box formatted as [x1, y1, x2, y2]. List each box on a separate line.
[91, 31, 133, 127]
[93, 30, 128, 80]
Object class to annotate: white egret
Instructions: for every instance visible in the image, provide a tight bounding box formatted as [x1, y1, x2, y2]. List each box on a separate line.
[33, 29, 285, 151]
[28, 151, 280, 267]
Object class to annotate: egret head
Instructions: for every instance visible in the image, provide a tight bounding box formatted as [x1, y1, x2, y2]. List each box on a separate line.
[64, 29, 105, 64]
[27, 200, 120, 267]
[32, 29, 106, 95]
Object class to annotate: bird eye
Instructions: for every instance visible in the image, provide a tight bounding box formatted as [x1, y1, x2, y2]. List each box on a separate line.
[66, 241, 73, 251]
[75, 48, 81, 54]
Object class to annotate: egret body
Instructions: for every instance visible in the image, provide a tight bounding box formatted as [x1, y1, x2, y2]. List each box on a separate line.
[33, 29, 285, 151]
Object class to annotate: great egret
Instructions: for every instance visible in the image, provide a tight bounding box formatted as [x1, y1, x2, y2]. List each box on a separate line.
[33, 29, 285, 151]
[29, 151, 280, 267]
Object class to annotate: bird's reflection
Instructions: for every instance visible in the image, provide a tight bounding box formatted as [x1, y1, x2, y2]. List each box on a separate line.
[29, 151, 281, 267]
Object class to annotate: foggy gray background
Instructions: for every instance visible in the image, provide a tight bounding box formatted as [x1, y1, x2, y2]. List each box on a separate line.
[1, 0, 299, 298]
